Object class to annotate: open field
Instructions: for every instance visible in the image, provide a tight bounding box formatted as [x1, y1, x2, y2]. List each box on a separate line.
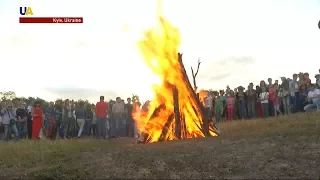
[0, 113, 319, 179]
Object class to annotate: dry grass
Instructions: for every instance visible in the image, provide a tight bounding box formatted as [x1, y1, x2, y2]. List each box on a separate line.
[0, 113, 319, 179]
[218, 112, 320, 137]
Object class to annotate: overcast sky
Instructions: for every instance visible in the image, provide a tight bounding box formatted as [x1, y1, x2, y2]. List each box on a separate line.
[0, 0, 319, 102]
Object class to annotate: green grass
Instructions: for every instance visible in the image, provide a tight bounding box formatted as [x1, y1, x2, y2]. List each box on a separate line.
[0, 112, 319, 179]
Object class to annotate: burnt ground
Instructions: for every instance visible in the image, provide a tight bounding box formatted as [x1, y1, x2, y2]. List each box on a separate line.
[0, 113, 319, 179]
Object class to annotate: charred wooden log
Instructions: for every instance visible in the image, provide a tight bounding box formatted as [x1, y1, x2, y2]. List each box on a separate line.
[173, 86, 181, 139]
[158, 113, 174, 141]
[179, 113, 187, 139]
[137, 132, 149, 144]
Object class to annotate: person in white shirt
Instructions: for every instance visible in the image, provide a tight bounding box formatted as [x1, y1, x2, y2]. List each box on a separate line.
[204, 93, 213, 119]
[259, 87, 269, 118]
[304, 84, 320, 112]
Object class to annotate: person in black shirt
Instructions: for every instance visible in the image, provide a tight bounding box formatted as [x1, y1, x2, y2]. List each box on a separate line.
[16, 102, 27, 139]
[26, 105, 33, 139]
[125, 98, 134, 137]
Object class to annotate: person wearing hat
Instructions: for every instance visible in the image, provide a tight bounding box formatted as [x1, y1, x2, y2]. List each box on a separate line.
[0, 101, 19, 140]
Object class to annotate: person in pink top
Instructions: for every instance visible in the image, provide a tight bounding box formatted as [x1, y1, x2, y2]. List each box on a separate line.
[227, 91, 235, 121]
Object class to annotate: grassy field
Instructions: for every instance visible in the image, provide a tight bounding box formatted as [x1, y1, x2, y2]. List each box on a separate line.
[0, 113, 319, 179]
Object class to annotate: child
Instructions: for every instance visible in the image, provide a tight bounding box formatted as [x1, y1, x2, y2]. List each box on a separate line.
[227, 91, 235, 121]
[259, 87, 269, 119]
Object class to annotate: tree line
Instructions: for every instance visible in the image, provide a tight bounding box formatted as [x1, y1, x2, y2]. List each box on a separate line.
[0, 91, 142, 109]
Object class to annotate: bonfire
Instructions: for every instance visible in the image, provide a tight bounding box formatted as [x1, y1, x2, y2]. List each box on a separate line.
[133, 8, 220, 144]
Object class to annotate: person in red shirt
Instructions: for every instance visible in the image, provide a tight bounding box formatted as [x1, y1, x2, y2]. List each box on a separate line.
[304, 73, 311, 85]
[95, 96, 108, 139]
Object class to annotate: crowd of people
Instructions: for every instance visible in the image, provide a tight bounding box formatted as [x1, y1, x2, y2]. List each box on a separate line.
[0, 70, 319, 142]
[0, 96, 137, 141]
[203, 71, 320, 122]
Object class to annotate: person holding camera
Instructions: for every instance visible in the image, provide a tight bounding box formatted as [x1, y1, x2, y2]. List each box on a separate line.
[0, 102, 19, 141]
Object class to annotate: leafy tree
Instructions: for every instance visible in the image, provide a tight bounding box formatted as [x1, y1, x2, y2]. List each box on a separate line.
[0, 91, 16, 101]
[132, 94, 140, 104]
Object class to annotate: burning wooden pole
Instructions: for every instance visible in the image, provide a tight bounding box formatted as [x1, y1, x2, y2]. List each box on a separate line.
[177, 53, 209, 137]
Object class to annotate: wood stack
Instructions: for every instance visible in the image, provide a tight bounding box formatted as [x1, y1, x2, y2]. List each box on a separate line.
[137, 53, 216, 144]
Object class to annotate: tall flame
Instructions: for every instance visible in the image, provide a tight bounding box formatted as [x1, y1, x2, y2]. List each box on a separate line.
[134, 2, 218, 143]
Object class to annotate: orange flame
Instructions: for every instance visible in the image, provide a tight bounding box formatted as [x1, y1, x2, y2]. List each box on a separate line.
[134, 13, 218, 143]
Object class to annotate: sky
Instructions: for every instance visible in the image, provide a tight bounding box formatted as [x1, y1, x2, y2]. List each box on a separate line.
[0, 0, 319, 102]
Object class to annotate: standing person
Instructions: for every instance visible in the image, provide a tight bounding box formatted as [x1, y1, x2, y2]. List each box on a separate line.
[112, 97, 125, 137]
[272, 84, 282, 116]
[267, 78, 273, 89]
[214, 93, 223, 123]
[266, 78, 274, 116]
[62, 99, 75, 138]
[279, 77, 291, 115]
[84, 104, 93, 137]
[31, 101, 44, 140]
[125, 98, 134, 137]
[16, 102, 27, 139]
[255, 85, 263, 118]
[90, 105, 97, 137]
[269, 85, 277, 116]
[227, 91, 235, 121]
[246, 83, 256, 119]
[26, 105, 33, 139]
[204, 93, 214, 120]
[289, 74, 300, 113]
[96, 96, 108, 139]
[132, 101, 141, 139]
[237, 86, 247, 119]
[259, 87, 269, 119]
[219, 90, 227, 120]
[1, 102, 19, 141]
[45, 102, 56, 139]
[54, 103, 63, 139]
[74, 102, 87, 138]
[71, 102, 77, 137]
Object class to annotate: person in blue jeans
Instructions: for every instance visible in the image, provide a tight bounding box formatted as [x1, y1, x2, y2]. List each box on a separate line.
[1, 102, 19, 141]
[289, 74, 300, 113]
[112, 97, 126, 137]
[16, 103, 27, 139]
[95, 96, 108, 139]
[304, 84, 320, 112]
